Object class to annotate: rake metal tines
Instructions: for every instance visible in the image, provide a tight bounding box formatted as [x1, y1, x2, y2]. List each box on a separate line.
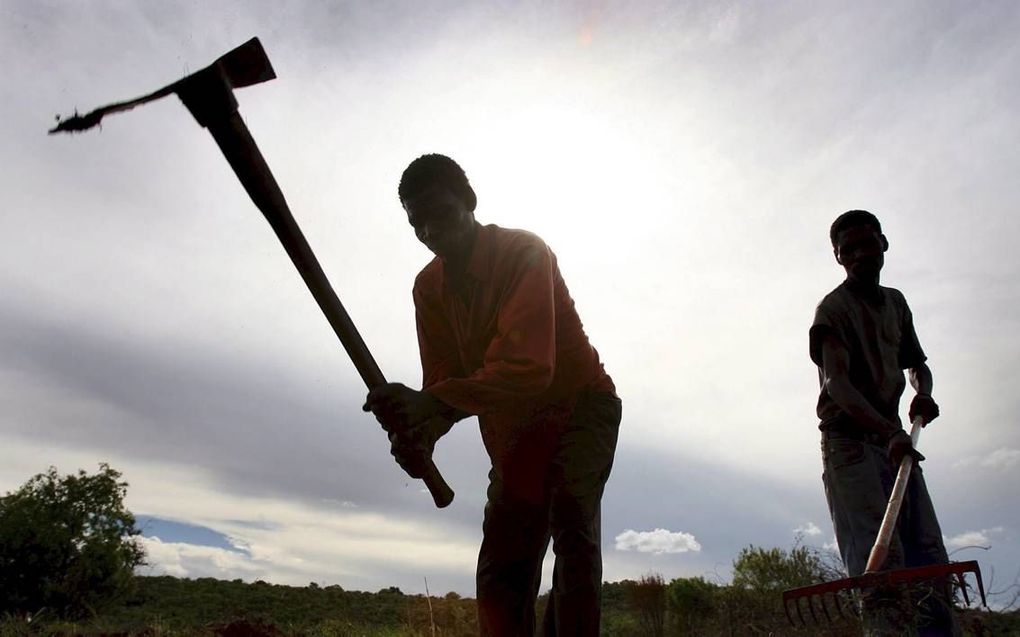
[782, 560, 986, 627]
[784, 581, 860, 626]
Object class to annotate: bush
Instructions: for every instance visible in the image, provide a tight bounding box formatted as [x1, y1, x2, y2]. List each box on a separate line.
[0, 464, 145, 619]
[731, 544, 829, 592]
[667, 576, 719, 635]
[627, 573, 667, 637]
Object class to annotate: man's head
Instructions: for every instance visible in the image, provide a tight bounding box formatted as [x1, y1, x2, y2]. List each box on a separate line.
[830, 209, 889, 284]
[399, 154, 479, 264]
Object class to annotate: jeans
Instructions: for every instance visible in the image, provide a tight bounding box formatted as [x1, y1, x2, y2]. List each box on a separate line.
[476, 391, 622, 637]
[822, 430, 961, 636]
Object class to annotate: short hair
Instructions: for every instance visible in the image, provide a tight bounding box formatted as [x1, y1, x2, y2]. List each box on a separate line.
[398, 154, 477, 212]
[830, 209, 882, 246]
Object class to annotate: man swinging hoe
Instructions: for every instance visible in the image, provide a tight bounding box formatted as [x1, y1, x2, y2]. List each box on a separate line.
[364, 154, 622, 636]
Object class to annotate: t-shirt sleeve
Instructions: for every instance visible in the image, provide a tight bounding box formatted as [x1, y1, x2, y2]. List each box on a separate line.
[897, 295, 927, 369]
[809, 298, 844, 367]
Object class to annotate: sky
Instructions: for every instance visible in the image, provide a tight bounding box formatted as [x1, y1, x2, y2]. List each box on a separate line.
[2, 0, 1019, 602]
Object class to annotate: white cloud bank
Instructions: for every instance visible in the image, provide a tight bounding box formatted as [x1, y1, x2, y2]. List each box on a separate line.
[0, 439, 481, 592]
[954, 448, 1020, 470]
[615, 528, 701, 555]
[794, 522, 823, 537]
[945, 527, 1005, 551]
[139, 536, 266, 580]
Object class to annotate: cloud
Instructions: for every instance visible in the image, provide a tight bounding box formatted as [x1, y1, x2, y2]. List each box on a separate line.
[615, 528, 701, 555]
[0, 437, 481, 594]
[954, 448, 1020, 470]
[708, 5, 742, 44]
[794, 522, 823, 537]
[138, 536, 266, 580]
[944, 527, 1005, 550]
[126, 465, 483, 590]
[4, 0, 1020, 598]
[982, 449, 1020, 470]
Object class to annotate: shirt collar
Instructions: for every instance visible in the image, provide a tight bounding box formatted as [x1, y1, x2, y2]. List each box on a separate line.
[465, 223, 494, 282]
[842, 278, 886, 305]
[439, 223, 494, 290]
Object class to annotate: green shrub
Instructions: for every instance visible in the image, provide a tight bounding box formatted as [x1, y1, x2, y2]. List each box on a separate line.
[0, 464, 145, 620]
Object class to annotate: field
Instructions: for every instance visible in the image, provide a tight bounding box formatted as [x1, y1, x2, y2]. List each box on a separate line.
[2, 574, 1017, 637]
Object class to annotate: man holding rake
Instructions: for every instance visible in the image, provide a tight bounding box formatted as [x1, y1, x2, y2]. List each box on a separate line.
[810, 210, 960, 635]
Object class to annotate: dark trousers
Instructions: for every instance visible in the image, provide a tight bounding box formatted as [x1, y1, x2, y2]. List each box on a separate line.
[476, 391, 622, 637]
[822, 431, 961, 637]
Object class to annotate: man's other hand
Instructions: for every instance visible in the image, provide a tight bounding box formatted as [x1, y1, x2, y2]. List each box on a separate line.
[389, 430, 429, 478]
[387, 416, 453, 478]
[363, 383, 445, 431]
[887, 429, 925, 466]
[909, 394, 940, 427]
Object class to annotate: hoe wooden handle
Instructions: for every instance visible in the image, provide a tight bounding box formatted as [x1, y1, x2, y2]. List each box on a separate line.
[202, 109, 454, 509]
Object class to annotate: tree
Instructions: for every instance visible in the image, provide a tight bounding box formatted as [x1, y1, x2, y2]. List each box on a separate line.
[667, 576, 720, 635]
[0, 463, 145, 619]
[722, 543, 848, 635]
[626, 573, 667, 637]
[731, 544, 829, 592]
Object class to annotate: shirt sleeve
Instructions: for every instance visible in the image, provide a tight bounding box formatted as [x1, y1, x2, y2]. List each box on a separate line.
[425, 241, 557, 415]
[896, 295, 927, 369]
[809, 299, 845, 367]
[413, 277, 465, 391]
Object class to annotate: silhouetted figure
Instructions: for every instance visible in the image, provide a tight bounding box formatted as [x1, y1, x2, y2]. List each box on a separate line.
[364, 154, 621, 636]
[810, 210, 960, 636]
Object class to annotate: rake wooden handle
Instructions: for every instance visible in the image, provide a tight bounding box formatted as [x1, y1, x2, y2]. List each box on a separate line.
[864, 416, 924, 573]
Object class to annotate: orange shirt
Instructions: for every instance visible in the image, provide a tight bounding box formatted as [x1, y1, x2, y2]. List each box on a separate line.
[413, 224, 615, 468]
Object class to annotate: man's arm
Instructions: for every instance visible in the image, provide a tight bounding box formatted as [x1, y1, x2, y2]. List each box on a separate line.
[821, 333, 924, 464]
[820, 332, 900, 438]
[413, 280, 472, 423]
[363, 279, 470, 433]
[908, 363, 933, 396]
[898, 291, 939, 427]
[908, 362, 940, 426]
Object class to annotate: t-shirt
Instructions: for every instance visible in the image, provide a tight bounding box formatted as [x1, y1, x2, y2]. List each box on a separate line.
[810, 281, 926, 429]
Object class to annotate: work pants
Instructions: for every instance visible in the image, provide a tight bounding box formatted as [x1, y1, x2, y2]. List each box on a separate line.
[822, 430, 961, 637]
[476, 391, 622, 637]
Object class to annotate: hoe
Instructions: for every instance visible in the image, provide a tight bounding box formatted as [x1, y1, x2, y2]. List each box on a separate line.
[50, 38, 454, 508]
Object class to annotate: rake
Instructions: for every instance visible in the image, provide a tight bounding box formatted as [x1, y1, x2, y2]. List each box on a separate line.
[782, 417, 987, 627]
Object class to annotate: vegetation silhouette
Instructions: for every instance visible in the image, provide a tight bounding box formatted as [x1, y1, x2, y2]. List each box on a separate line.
[0, 464, 144, 621]
[2, 551, 1015, 635]
[2, 466, 1015, 635]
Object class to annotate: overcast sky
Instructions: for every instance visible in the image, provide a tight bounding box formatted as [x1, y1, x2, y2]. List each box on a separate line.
[2, 0, 1018, 601]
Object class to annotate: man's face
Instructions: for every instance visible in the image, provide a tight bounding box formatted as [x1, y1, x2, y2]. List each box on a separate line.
[834, 225, 886, 282]
[402, 185, 476, 262]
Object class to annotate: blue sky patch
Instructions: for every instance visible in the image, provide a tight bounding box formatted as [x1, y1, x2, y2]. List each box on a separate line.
[136, 516, 250, 556]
